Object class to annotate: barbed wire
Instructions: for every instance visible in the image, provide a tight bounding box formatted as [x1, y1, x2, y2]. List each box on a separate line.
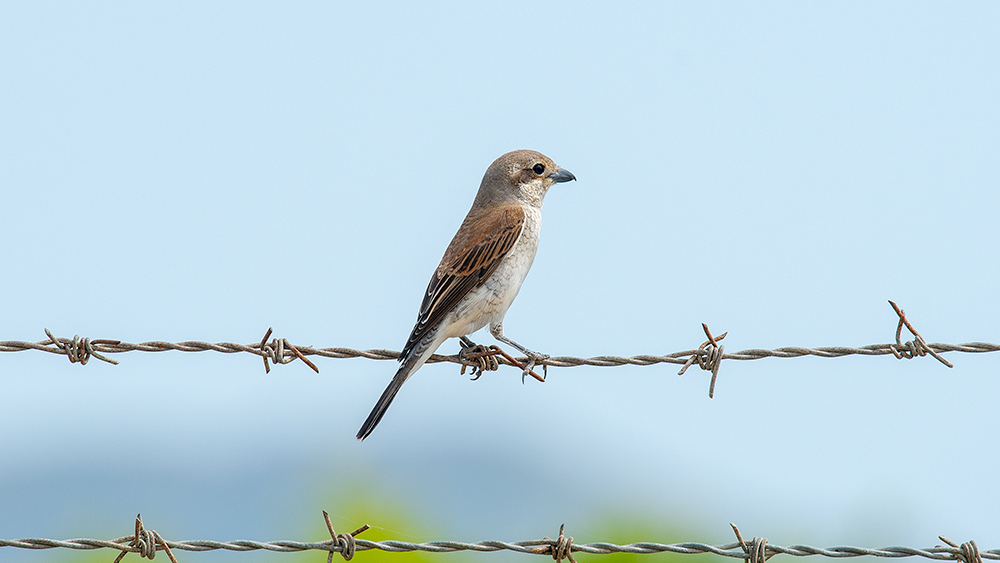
[2, 301, 997, 396]
[2, 516, 995, 563]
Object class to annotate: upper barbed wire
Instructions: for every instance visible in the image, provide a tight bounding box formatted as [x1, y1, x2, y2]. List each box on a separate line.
[3, 335, 996, 366]
[2, 302, 996, 397]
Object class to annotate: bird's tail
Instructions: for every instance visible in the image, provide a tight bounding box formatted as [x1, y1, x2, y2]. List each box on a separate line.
[356, 331, 439, 441]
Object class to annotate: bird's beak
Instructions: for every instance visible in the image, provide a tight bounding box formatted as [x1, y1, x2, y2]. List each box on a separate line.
[549, 167, 576, 183]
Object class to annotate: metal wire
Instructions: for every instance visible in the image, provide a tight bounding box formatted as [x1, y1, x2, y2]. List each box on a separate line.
[2, 298, 996, 563]
[2, 336, 997, 367]
[1, 302, 995, 397]
[1, 333, 995, 370]
[2, 531, 998, 560]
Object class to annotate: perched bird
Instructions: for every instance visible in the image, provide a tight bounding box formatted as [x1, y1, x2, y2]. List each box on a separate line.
[356, 149, 576, 440]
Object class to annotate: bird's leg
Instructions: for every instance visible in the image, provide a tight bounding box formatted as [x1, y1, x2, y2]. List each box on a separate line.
[489, 322, 549, 382]
[458, 336, 499, 380]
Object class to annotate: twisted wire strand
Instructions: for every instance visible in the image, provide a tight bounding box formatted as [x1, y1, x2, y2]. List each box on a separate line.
[2, 537, 999, 559]
[2, 303, 995, 380]
[1, 335, 997, 368]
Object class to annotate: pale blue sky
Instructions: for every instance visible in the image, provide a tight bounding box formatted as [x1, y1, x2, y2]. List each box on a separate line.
[2, 2, 998, 561]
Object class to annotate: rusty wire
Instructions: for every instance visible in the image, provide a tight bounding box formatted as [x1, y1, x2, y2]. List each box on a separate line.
[1, 517, 997, 561]
[113, 514, 177, 563]
[322, 511, 369, 562]
[1, 302, 996, 398]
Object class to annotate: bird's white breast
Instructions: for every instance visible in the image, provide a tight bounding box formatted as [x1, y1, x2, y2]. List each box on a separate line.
[442, 205, 542, 338]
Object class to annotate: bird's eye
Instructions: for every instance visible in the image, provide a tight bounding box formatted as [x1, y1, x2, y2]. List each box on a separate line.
[532, 163, 545, 175]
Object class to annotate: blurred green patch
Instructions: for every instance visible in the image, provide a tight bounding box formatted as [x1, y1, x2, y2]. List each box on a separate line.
[290, 478, 442, 563]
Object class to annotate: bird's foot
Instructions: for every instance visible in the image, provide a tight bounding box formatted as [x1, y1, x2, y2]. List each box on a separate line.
[459, 337, 500, 380]
[521, 349, 550, 383]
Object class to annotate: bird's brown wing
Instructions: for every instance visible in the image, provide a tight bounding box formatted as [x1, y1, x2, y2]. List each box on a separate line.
[400, 205, 525, 360]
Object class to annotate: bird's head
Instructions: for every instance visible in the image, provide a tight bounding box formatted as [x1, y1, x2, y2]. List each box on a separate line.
[477, 149, 576, 208]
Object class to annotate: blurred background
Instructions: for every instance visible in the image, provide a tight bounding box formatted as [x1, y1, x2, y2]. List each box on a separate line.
[2, 2, 998, 562]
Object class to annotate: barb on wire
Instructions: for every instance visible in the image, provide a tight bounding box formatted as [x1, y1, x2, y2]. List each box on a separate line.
[939, 537, 983, 563]
[258, 327, 319, 374]
[731, 523, 773, 563]
[530, 524, 576, 563]
[2, 523, 998, 560]
[3, 303, 996, 378]
[678, 323, 727, 397]
[888, 301, 953, 368]
[43, 328, 119, 366]
[113, 514, 177, 563]
[322, 511, 369, 562]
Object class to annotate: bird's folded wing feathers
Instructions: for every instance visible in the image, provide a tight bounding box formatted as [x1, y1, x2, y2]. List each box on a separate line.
[400, 205, 525, 360]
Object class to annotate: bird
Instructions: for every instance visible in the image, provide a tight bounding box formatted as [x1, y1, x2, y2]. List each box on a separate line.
[356, 149, 576, 440]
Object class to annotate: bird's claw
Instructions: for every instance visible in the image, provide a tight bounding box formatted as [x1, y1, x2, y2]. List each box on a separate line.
[521, 350, 550, 383]
[459, 339, 500, 380]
